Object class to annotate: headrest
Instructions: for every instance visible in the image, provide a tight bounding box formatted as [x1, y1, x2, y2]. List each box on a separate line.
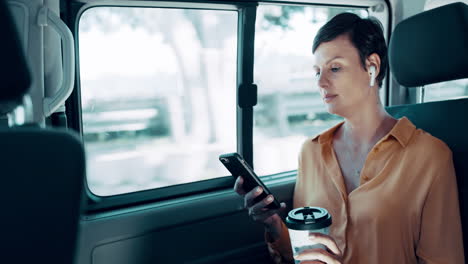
[389, 2, 468, 87]
[0, 1, 31, 112]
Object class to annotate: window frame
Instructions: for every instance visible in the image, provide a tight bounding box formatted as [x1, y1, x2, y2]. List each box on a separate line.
[67, 0, 390, 213]
[72, 0, 255, 212]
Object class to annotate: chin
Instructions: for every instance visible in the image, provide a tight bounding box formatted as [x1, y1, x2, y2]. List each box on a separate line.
[325, 104, 344, 117]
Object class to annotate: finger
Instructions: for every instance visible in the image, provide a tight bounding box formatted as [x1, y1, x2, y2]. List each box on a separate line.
[250, 202, 286, 222]
[250, 195, 275, 212]
[244, 186, 263, 208]
[309, 233, 342, 256]
[296, 248, 340, 264]
[278, 202, 287, 213]
[298, 261, 324, 264]
[249, 206, 277, 221]
[233, 176, 246, 195]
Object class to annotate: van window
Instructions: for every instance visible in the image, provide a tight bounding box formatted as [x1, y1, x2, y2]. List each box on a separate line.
[424, 79, 468, 103]
[253, 5, 369, 176]
[79, 7, 237, 196]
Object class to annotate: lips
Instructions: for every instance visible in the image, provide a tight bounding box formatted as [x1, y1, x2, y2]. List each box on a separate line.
[323, 94, 338, 103]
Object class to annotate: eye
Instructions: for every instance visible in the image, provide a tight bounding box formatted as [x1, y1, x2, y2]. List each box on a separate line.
[331, 67, 341, 72]
[315, 71, 321, 77]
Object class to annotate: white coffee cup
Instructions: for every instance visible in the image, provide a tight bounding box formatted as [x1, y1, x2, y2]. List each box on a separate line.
[285, 207, 332, 263]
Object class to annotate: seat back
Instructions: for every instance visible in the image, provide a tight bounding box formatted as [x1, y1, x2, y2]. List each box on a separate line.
[0, 127, 86, 263]
[388, 1, 468, 252]
[387, 98, 468, 247]
[389, 2, 468, 87]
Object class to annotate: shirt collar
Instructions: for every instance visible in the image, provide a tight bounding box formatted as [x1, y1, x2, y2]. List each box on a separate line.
[387, 116, 416, 147]
[311, 121, 344, 144]
[311, 116, 416, 147]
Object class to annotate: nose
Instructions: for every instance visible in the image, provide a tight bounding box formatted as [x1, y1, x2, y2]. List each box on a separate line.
[316, 71, 329, 89]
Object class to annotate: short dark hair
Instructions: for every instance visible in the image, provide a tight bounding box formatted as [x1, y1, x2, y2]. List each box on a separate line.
[312, 13, 388, 87]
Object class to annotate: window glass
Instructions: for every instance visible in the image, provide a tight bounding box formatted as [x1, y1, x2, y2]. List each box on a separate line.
[253, 6, 369, 176]
[424, 79, 468, 102]
[79, 7, 237, 196]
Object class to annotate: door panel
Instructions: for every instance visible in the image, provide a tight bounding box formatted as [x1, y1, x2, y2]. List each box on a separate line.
[77, 179, 295, 264]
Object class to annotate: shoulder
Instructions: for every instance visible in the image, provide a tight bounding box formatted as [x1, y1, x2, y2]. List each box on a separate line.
[299, 130, 327, 155]
[300, 122, 344, 154]
[407, 128, 453, 161]
[299, 125, 338, 160]
[394, 117, 452, 161]
[298, 137, 319, 162]
[300, 136, 319, 151]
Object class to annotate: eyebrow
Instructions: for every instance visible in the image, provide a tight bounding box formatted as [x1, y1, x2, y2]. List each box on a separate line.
[313, 56, 345, 68]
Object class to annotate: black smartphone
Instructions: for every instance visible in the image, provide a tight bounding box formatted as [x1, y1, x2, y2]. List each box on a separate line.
[219, 152, 281, 209]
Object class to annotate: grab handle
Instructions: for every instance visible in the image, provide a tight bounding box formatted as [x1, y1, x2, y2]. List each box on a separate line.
[38, 6, 75, 117]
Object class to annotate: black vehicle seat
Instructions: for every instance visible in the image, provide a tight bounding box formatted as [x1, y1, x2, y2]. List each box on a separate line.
[386, 1, 468, 251]
[0, 1, 86, 263]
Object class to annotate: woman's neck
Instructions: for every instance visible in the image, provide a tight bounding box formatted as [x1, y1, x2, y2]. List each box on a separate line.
[338, 101, 397, 147]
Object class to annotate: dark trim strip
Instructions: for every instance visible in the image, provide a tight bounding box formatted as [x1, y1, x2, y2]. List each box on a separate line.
[237, 4, 257, 168]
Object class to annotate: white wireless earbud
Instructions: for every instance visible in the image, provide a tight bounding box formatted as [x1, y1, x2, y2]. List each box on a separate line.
[369, 65, 376, 87]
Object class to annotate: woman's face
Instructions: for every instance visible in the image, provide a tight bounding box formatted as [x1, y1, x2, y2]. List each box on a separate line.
[313, 34, 374, 117]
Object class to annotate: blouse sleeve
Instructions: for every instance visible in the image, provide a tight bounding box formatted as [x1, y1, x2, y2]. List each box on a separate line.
[416, 152, 465, 263]
[265, 220, 294, 264]
[264, 142, 309, 264]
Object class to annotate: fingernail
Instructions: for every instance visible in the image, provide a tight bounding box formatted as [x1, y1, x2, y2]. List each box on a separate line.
[267, 195, 273, 202]
[256, 187, 262, 193]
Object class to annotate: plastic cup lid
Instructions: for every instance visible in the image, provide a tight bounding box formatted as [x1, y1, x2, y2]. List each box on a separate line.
[285, 207, 332, 230]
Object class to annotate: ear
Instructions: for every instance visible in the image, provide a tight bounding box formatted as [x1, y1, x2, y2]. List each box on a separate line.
[366, 53, 381, 87]
[366, 53, 381, 77]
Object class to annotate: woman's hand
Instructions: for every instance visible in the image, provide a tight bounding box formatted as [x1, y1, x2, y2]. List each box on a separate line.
[233, 176, 286, 238]
[296, 233, 343, 264]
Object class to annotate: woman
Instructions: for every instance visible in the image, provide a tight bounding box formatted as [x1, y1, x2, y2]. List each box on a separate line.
[234, 13, 464, 263]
